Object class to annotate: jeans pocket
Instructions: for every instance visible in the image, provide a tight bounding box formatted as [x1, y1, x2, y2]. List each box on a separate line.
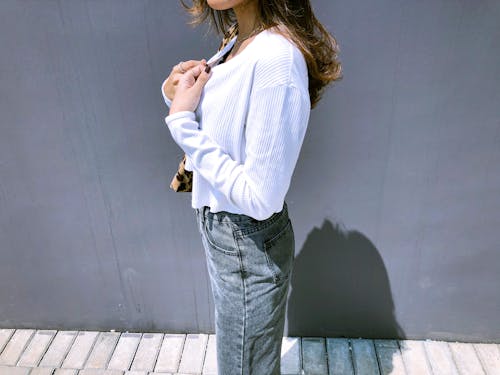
[263, 218, 295, 284]
[203, 217, 239, 256]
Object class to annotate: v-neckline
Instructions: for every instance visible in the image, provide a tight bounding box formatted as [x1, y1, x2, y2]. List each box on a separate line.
[211, 29, 267, 70]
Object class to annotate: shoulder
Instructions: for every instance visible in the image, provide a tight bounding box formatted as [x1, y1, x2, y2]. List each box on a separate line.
[252, 28, 308, 92]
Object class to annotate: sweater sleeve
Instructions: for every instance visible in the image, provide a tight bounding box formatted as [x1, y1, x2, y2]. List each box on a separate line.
[162, 77, 195, 171]
[165, 83, 310, 220]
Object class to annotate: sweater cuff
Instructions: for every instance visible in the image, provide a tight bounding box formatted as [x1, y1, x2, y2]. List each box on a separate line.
[165, 111, 196, 125]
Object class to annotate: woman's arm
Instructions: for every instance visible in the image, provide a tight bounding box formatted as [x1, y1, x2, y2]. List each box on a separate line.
[162, 77, 194, 171]
[162, 60, 206, 172]
[165, 83, 310, 220]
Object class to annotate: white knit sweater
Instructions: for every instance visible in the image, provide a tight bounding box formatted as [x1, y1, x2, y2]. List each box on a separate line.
[162, 28, 311, 220]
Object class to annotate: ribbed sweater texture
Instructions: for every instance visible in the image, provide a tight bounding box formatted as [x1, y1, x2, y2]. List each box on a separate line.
[162, 29, 311, 220]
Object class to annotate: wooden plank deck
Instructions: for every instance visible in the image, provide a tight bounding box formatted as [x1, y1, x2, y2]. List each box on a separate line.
[0, 329, 498, 374]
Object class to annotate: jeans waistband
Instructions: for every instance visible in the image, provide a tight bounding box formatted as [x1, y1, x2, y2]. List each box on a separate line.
[195, 201, 288, 224]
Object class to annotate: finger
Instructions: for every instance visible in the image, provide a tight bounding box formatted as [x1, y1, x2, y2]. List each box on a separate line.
[178, 63, 207, 89]
[191, 63, 204, 79]
[175, 59, 203, 74]
[183, 59, 204, 69]
[178, 68, 197, 89]
[172, 64, 182, 74]
[185, 65, 199, 81]
[171, 74, 181, 84]
[192, 64, 212, 91]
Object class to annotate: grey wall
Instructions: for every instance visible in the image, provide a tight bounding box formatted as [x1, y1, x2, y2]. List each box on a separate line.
[0, 0, 499, 343]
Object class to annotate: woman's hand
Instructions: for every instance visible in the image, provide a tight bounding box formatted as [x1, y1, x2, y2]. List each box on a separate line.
[169, 62, 212, 115]
[162, 59, 206, 101]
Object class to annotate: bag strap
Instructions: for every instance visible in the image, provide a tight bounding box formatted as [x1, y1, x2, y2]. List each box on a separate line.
[217, 23, 238, 52]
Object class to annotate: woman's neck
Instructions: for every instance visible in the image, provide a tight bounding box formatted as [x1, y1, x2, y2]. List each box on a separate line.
[233, 1, 261, 38]
[221, 1, 262, 62]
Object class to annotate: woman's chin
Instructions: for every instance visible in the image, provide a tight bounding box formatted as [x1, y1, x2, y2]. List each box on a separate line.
[206, 1, 230, 11]
[206, 0, 247, 11]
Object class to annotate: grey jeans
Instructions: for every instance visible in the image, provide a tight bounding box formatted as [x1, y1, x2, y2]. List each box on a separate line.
[195, 201, 294, 375]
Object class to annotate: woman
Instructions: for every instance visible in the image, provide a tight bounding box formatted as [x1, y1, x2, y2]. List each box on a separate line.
[162, 0, 341, 373]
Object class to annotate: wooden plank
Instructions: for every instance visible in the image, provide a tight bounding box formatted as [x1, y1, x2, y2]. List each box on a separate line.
[107, 332, 142, 371]
[54, 369, 78, 375]
[84, 331, 120, 369]
[0, 330, 15, 354]
[374, 340, 406, 375]
[326, 338, 353, 375]
[202, 334, 217, 375]
[62, 330, 99, 369]
[423, 340, 459, 375]
[0, 329, 35, 366]
[399, 340, 432, 375]
[178, 333, 209, 374]
[154, 334, 185, 373]
[79, 369, 125, 375]
[473, 343, 500, 375]
[0, 365, 31, 375]
[129, 333, 163, 372]
[281, 336, 301, 375]
[39, 330, 78, 368]
[302, 337, 328, 375]
[29, 368, 56, 375]
[351, 339, 380, 375]
[17, 329, 56, 367]
[449, 342, 486, 375]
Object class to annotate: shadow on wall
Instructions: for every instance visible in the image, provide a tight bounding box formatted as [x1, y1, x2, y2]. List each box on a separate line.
[287, 218, 405, 341]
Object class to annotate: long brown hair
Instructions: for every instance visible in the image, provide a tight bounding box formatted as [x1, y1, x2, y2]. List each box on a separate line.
[179, 0, 343, 109]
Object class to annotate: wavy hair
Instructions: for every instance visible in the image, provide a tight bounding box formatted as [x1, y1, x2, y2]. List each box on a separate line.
[179, 0, 343, 109]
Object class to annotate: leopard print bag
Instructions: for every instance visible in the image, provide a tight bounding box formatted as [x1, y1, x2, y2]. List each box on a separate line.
[170, 154, 193, 192]
[170, 23, 238, 192]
